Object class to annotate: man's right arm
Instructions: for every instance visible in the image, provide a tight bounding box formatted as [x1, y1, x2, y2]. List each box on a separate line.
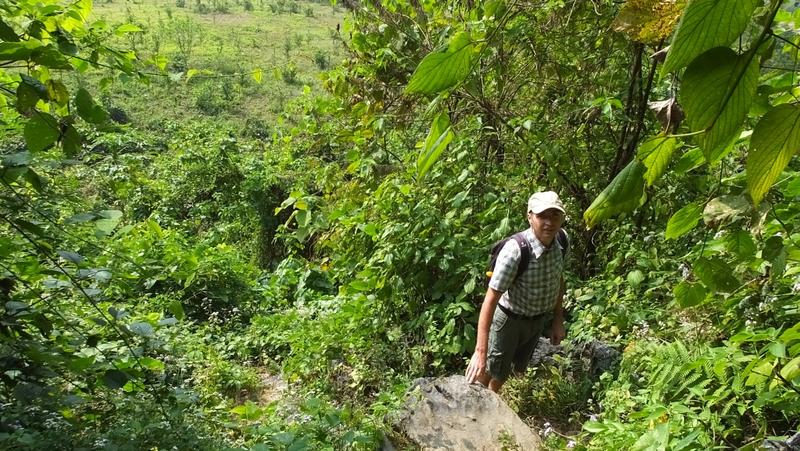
[465, 287, 502, 383]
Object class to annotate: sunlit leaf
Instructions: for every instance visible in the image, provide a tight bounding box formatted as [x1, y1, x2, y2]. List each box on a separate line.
[417, 112, 454, 178]
[406, 32, 474, 94]
[662, 0, 758, 73]
[612, 0, 685, 44]
[114, 24, 142, 36]
[637, 135, 680, 185]
[666, 202, 702, 239]
[747, 104, 800, 206]
[252, 68, 262, 83]
[583, 160, 647, 229]
[682, 48, 759, 162]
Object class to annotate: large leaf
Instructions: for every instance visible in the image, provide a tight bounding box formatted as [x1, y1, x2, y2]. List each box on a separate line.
[75, 88, 109, 124]
[612, 0, 685, 44]
[24, 113, 60, 152]
[417, 112, 454, 178]
[583, 160, 647, 229]
[637, 135, 680, 185]
[662, 0, 758, 73]
[682, 47, 759, 162]
[702, 195, 749, 227]
[747, 104, 800, 206]
[693, 257, 740, 293]
[674, 281, 707, 307]
[724, 230, 756, 260]
[406, 32, 474, 95]
[666, 202, 702, 239]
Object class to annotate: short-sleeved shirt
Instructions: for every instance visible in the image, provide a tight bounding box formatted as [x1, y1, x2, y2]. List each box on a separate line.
[488, 228, 566, 316]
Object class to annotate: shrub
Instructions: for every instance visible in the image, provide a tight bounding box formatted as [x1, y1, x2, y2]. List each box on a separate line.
[175, 0, 185, 7]
[304, 6, 313, 17]
[243, 0, 253, 11]
[288, 0, 300, 14]
[281, 64, 298, 84]
[194, 82, 227, 115]
[313, 50, 329, 70]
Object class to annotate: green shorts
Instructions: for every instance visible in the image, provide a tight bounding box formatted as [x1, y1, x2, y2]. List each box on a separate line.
[486, 307, 549, 382]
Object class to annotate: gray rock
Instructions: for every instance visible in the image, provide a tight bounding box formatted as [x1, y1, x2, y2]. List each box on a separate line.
[389, 375, 542, 451]
[761, 431, 800, 450]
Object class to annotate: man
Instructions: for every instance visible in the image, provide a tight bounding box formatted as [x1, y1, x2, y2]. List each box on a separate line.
[465, 191, 568, 393]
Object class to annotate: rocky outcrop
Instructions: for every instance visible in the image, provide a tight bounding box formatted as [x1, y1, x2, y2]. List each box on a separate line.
[387, 375, 542, 451]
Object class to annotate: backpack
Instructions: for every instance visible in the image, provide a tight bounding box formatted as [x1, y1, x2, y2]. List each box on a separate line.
[486, 229, 568, 284]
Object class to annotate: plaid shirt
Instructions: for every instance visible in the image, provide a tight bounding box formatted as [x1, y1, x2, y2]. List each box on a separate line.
[488, 228, 566, 316]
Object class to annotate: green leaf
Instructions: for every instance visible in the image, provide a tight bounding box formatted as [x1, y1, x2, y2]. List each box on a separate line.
[252, 68, 262, 84]
[406, 32, 475, 94]
[168, 300, 185, 321]
[417, 112, 454, 178]
[693, 257, 740, 293]
[0, 19, 20, 42]
[747, 104, 800, 206]
[139, 357, 164, 371]
[583, 421, 607, 433]
[662, 0, 758, 73]
[16, 81, 41, 114]
[627, 270, 644, 288]
[637, 135, 680, 185]
[114, 24, 142, 35]
[102, 369, 130, 389]
[682, 47, 759, 162]
[24, 113, 60, 152]
[61, 124, 82, 156]
[666, 203, 702, 239]
[674, 281, 707, 307]
[583, 160, 647, 229]
[74, 88, 109, 124]
[723, 230, 756, 260]
[673, 147, 705, 173]
[0, 41, 42, 61]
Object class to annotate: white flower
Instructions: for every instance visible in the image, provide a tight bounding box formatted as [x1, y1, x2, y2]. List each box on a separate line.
[567, 440, 576, 449]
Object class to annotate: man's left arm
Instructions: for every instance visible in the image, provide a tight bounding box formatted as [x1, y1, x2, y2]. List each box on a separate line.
[550, 276, 566, 345]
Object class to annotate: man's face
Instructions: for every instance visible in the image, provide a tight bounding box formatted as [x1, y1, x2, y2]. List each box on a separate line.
[528, 208, 565, 245]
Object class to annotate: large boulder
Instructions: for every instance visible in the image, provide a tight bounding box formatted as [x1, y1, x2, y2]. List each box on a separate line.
[388, 375, 542, 451]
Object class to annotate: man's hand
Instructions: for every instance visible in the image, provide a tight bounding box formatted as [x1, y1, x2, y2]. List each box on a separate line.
[550, 319, 565, 345]
[465, 351, 486, 383]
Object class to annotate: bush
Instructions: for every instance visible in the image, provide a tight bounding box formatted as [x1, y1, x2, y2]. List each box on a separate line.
[194, 82, 227, 115]
[313, 50, 329, 70]
[243, 0, 253, 11]
[304, 6, 313, 17]
[281, 64, 298, 84]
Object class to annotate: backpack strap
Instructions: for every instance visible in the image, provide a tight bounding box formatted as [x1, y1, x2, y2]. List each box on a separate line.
[557, 229, 569, 258]
[511, 232, 531, 282]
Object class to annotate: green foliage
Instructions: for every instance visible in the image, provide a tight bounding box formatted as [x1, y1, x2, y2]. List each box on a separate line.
[406, 32, 476, 95]
[661, 0, 758, 73]
[583, 160, 647, 229]
[747, 104, 800, 205]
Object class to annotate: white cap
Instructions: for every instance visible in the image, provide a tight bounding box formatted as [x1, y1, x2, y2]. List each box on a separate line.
[527, 191, 565, 214]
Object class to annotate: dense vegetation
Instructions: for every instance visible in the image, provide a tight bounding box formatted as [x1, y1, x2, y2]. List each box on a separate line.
[1, 0, 798, 449]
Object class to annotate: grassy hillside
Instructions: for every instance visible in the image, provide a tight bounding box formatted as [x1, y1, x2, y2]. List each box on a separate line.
[86, 0, 345, 128]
